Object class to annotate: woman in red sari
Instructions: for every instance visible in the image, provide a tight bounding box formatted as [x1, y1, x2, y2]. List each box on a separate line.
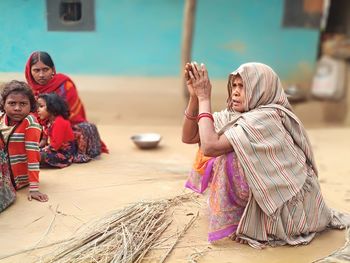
[25, 51, 108, 162]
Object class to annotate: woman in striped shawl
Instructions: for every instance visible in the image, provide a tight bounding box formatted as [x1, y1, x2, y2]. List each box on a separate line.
[182, 62, 349, 248]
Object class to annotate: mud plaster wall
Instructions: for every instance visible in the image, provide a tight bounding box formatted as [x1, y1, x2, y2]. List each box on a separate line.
[0, 0, 319, 81]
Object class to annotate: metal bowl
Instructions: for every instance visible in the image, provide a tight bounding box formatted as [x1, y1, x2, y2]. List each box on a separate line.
[130, 133, 162, 149]
[285, 85, 307, 103]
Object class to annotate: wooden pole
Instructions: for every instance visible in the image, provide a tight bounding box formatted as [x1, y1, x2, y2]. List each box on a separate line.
[181, 0, 196, 98]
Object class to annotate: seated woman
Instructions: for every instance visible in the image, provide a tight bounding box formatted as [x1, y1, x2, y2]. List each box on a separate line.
[25, 51, 108, 163]
[182, 62, 350, 248]
[0, 138, 16, 213]
[37, 93, 76, 168]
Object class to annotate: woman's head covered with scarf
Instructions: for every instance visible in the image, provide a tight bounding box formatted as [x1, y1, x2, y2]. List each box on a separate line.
[25, 51, 70, 95]
[226, 62, 292, 112]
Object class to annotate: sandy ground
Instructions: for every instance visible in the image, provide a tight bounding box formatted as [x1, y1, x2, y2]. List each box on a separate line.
[0, 74, 349, 262]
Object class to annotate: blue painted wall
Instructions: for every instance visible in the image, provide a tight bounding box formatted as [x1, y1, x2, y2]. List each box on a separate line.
[0, 0, 320, 79]
[193, 0, 320, 79]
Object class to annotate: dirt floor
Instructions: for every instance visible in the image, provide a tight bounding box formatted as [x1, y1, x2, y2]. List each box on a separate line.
[0, 74, 349, 262]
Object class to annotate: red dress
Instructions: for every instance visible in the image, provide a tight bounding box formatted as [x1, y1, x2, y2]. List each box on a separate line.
[40, 115, 76, 168]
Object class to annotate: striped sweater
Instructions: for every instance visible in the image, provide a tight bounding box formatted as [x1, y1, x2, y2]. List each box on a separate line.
[0, 114, 42, 192]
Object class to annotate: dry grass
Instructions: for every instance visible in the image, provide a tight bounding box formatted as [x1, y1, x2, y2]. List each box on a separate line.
[313, 228, 350, 263]
[33, 193, 198, 263]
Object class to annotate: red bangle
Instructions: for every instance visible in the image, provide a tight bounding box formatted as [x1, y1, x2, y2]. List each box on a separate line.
[184, 110, 197, 121]
[197, 112, 214, 122]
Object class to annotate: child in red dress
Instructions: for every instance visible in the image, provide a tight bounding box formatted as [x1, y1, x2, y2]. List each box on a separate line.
[37, 93, 76, 168]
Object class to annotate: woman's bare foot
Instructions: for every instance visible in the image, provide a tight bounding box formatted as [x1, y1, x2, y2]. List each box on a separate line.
[229, 233, 248, 244]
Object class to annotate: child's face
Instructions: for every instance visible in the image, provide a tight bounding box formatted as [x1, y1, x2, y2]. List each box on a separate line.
[37, 98, 50, 120]
[4, 92, 31, 122]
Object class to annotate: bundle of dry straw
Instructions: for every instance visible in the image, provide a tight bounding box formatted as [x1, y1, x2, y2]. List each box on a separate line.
[313, 228, 350, 263]
[38, 193, 197, 263]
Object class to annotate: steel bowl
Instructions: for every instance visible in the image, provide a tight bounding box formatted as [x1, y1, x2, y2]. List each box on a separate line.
[131, 133, 162, 149]
[285, 85, 307, 102]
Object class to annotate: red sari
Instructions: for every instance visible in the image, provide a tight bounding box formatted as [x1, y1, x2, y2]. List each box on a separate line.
[25, 53, 108, 154]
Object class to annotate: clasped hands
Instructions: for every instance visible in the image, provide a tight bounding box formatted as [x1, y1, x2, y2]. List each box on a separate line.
[184, 62, 212, 101]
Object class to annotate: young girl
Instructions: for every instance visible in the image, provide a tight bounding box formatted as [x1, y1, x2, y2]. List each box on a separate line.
[37, 93, 76, 168]
[0, 80, 48, 202]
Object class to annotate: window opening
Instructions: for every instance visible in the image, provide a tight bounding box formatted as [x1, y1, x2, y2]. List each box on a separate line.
[60, 1, 82, 22]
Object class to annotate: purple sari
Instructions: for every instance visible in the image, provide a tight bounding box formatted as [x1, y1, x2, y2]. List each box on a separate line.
[186, 151, 249, 242]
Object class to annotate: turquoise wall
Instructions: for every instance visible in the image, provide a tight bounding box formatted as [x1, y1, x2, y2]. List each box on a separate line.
[0, 0, 319, 79]
[194, 0, 320, 79]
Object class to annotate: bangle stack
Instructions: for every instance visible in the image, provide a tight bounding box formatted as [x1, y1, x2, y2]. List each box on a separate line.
[184, 109, 197, 121]
[197, 112, 214, 122]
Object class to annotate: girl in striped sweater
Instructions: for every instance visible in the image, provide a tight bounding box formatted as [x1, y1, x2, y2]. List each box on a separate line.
[0, 80, 48, 202]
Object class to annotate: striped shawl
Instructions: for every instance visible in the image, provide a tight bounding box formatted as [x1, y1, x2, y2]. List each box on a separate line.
[214, 63, 316, 217]
[211, 63, 350, 245]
